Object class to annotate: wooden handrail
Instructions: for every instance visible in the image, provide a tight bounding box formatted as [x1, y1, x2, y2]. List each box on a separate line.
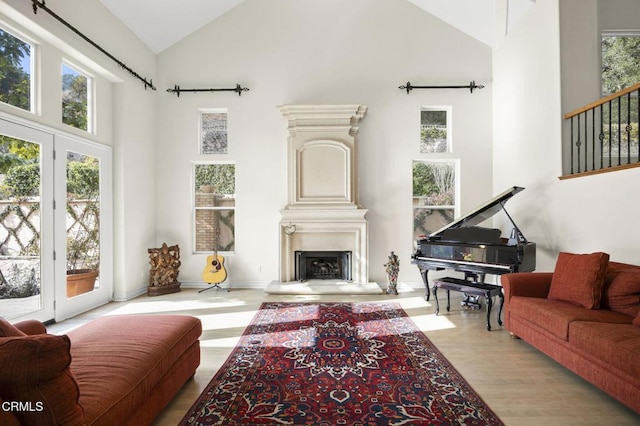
[564, 81, 640, 119]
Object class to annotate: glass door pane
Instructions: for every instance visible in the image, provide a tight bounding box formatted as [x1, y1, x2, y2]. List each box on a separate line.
[0, 119, 54, 322]
[66, 151, 100, 298]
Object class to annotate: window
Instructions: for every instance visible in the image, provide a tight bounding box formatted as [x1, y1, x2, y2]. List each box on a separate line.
[601, 32, 639, 159]
[62, 63, 91, 132]
[601, 32, 640, 95]
[420, 107, 452, 153]
[412, 160, 457, 239]
[194, 163, 235, 253]
[0, 28, 33, 112]
[199, 109, 228, 154]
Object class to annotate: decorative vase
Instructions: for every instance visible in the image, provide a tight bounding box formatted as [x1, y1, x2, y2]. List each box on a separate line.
[66, 269, 99, 297]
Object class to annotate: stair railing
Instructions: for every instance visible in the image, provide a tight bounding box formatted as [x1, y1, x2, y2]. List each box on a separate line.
[563, 82, 640, 179]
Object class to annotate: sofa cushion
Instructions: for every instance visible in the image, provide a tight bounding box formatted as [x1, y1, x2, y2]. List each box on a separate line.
[569, 321, 640, 382]
[509, 296, 631, 340]
[0, 334, 84, 425]
[66, 314, 201, 424]
[634, 311, 640, 327]
[602, 270, 640, 318]
[0, 318, 26, 337]
[548, 252, 609, 309]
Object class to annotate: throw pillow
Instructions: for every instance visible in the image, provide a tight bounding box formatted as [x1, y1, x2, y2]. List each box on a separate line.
[548, 252, 610, 309]
[602, 270, 640, 317]
[0, 318, 26, 337]
[0, 334, 84, 425]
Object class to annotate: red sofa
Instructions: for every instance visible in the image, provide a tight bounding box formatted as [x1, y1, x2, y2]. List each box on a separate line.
[0, 314, 202, 425]
[502, 252, 640, 414]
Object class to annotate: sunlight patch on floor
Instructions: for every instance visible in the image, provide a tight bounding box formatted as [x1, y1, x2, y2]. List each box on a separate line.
[198, 310, 258, 330]
[104, 298, 249, 315]
[200, 336, 241, 348]
[409, 313, 456, 332]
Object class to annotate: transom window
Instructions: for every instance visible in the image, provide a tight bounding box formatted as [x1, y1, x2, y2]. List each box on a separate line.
[0, 28, 33, 112]
[62, 63, 91, 132]
[420, 107, 452, 153]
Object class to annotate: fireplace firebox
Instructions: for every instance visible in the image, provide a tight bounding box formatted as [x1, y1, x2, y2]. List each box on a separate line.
[295, 251, 352, 282]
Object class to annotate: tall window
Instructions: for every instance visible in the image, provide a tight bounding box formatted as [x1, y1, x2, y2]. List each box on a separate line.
[0, 28, 33, 112]
[194, 163, 235, 253]
[62, 63, 91, 132]
[420, 107, 452, 153]
[601, 32, 640, 158]
[413, 160, 457, 239]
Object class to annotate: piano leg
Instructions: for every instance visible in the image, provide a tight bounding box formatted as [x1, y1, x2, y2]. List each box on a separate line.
[497, 292, 504, 326]
[419, 268, 431, 301]
[486, 293, 493, 331]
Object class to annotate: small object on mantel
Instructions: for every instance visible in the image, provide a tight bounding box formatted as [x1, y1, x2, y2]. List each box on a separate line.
[147, 243, 181, 296]
[384, 251, 399, 295]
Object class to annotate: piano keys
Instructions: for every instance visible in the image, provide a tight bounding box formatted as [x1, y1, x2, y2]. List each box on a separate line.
[411, 186, 536, 301]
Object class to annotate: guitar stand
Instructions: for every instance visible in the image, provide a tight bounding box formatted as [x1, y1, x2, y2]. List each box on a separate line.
[199, 283, 228, 293]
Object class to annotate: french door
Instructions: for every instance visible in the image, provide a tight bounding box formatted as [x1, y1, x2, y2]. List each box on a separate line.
[0, 116, 112, 323]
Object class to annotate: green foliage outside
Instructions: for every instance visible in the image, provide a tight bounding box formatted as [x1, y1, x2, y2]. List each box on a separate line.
[195, 163, 236, 194]
[62, 69, 88, 131]
[602, 35, 640, 94]
[412, 161, 454, 205]
[0, 29, 30, 111]
[67, 158, 100, 198]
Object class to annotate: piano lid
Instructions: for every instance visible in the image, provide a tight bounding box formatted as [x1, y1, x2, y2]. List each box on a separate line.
[428, 186, 525, 238]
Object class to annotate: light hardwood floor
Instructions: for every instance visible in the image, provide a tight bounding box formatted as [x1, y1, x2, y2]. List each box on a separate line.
[48, 286, 640, 426]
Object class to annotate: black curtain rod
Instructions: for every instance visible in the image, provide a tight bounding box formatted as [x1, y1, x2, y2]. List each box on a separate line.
[399, 81, 484, 94]
[166, 84, 250, 97]
[31, 0, 156, 90]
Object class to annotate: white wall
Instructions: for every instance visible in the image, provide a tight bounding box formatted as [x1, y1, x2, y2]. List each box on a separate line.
[0, 0, 158, 299]
[156, 0, 493, 285]
[493, 0, 640, 272]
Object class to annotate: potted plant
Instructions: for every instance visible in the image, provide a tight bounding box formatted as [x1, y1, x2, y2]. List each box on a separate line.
[66, 157, 100, 297]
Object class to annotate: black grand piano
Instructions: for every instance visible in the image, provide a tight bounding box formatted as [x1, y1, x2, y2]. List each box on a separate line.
[411, 186, 536, 303]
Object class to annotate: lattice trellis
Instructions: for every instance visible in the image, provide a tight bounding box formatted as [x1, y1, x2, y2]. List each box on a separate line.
[0, 202, 41, 257]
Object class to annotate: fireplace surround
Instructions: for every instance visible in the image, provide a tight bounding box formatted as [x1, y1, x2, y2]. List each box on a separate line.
[278, 105, 372, 285]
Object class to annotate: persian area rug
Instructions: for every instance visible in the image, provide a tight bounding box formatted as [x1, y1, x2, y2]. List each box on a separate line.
[180, 302, 503, 426]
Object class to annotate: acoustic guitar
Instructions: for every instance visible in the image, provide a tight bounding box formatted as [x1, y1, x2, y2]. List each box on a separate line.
[201, 227, 228, 290]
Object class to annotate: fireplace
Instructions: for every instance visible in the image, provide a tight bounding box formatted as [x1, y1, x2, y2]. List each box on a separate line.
[295, 251, 352, 281]
[278, 105, 371, 285]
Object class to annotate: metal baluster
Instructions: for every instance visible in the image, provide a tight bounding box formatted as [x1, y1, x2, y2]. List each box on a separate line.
[599, 105, 604, 169]
[609, 100, 613, 167]
[570, 117, 575, 174]
[618, 96, 622, 166]
[576, 114, 582, 173]
[592, 108, 596, 171]
[625, 93, 631, 164]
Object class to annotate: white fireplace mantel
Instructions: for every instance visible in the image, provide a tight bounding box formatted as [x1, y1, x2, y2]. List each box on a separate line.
[278, 105, 372, 285]
[279, 104, 367, 209]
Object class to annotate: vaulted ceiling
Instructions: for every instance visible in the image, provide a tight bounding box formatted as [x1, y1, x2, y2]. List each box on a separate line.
[99, 0, 535, 54]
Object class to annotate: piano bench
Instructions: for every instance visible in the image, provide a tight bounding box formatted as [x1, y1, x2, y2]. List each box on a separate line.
[432, 277, 504, 331]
